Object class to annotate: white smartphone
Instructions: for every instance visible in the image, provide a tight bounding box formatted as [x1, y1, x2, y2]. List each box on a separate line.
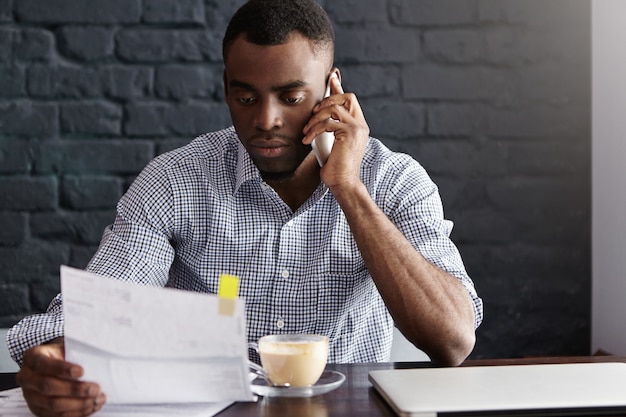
[311, 73, 341, 166]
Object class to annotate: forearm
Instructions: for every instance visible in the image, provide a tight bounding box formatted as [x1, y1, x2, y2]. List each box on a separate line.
[331, 182, 476, 366]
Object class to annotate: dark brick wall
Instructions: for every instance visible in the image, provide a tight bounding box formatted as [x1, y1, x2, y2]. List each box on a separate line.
[0, 0, 590, 359]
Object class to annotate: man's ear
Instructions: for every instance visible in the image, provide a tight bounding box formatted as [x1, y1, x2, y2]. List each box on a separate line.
[331, 67, 341, 85]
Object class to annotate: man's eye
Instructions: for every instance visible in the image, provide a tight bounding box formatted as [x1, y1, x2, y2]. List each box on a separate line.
[283, 96, 304, 105]
[238, 97, 256, 105]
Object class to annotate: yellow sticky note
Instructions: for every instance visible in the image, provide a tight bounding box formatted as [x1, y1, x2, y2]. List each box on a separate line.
[218, 274, 240, 299]
[218, 274, 240, 316]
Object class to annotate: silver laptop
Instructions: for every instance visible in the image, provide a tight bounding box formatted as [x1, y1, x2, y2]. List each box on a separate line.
[369, 362, 626, 416]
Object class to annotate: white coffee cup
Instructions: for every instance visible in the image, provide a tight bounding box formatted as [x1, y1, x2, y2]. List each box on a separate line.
[250, 334, 329, 387]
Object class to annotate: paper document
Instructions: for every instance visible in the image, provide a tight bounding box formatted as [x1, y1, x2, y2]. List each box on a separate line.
[61, 265, 255, 404]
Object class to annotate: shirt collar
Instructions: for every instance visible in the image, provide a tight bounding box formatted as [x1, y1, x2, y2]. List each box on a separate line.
[234, 138, 261, 194]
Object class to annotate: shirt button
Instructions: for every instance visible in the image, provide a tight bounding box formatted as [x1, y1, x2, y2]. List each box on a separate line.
[281, 269, 289, 279]
[276, 319, 285, 329]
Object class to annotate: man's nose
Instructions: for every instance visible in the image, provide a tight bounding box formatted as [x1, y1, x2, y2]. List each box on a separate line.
[254, 99, 283, 131]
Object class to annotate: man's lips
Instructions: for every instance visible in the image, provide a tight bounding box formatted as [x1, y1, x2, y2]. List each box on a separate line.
[247, 132, 298, 157]
[248, 139, 290, 158]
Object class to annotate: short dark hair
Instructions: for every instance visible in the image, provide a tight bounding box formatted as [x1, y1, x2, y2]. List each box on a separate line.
[222, 0, 334, 62]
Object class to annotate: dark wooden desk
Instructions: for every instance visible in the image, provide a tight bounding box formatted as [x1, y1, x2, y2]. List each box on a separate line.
[3, 356, 626, 416]
[221, 357, 626, 417]
[0, 372, 16, 391]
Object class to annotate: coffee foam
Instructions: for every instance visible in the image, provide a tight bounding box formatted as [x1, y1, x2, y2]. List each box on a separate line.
[260, 341, 324, 355]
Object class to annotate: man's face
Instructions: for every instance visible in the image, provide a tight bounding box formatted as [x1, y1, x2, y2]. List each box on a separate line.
[223, 33, 330, 181]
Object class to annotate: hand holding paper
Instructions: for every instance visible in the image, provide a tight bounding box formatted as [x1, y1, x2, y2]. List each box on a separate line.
[61, 266, 254, 404]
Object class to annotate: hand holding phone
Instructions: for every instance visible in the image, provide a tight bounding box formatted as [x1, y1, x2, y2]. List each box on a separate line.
[311, 73, 342, 166]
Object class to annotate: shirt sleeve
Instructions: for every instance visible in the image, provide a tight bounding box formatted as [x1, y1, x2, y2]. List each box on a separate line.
[369, 150, 484, 329]
[6, 294, 64, 366]
[86, 154, 178, 284]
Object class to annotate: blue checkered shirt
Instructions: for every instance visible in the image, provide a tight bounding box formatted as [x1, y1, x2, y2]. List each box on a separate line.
[7, 126, 483, 366]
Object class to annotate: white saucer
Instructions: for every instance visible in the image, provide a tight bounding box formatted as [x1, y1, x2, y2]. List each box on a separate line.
[250, 370, 345, 398]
